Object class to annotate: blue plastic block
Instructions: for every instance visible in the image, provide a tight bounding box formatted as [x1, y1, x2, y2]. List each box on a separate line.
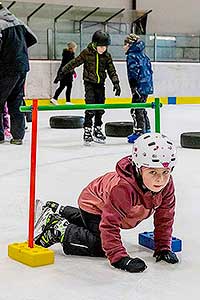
[138, 231, 182, 252]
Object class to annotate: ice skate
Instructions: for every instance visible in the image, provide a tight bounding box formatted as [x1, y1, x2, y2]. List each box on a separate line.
[34, 207, 52, 239]
[35, 199, 44, 222]
[128, 128, 143, 144]
[50, 98, 58, 105]
[145, 129, 151, 133]
[35, 199, 63, 215]
[35, 199, 64, 223]
[83, 127, 93, 146]
[34, 207, 69, 248]
[93, 126, 106, 144]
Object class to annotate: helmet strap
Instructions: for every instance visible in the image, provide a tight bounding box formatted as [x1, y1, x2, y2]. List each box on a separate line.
[133, 164, 150, 193]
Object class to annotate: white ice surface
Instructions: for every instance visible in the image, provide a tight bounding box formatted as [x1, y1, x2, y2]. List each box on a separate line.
[1, 105, 200, 300]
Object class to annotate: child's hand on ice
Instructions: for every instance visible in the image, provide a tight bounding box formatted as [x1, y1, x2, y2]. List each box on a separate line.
[112, 256, 147, 273]
[154, 250, 179, 264]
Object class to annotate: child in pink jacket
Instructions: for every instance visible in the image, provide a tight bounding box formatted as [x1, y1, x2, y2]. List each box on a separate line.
[35, 133, 179, 273]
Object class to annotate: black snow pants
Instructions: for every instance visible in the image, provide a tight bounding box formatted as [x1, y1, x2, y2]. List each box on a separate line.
[60, 206, 105, 257]
[83, 81, 105, 128]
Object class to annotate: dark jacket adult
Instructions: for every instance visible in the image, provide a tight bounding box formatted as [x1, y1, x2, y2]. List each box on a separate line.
[62, 42, 119, 85]
[54, 49, 75, 83]
[78, 155, 175, 264]
[126, 40, 153, 95]
[0, 7, 37, 77]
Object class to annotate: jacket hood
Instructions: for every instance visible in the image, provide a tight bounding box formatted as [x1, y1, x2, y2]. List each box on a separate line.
[87, 42, 97, 53]
[116, 155, 138, 186]
[127, 40, 145, 54]
[115, 156, 158, 208]
[0, 7, 16, 22]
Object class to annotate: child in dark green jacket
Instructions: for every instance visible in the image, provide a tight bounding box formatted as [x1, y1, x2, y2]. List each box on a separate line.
[60, 30, 121, 146]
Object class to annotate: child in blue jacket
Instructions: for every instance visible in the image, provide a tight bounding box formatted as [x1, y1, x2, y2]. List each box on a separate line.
[123, 34, 154, 143]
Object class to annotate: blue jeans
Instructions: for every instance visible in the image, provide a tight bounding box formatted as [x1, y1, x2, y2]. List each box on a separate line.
[0, 73, 26, 140]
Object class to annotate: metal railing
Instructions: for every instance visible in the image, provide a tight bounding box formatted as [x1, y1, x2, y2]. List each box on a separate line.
[30, 31, 200, 62]
[3, 1, 200, 61]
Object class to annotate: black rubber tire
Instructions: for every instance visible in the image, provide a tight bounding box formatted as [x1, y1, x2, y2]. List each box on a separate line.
[105, 121, 133, 137]
[180, 132, 200, 149]
[49, 115, 84, 129]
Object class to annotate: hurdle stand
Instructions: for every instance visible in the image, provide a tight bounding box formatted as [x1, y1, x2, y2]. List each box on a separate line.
[8, 98, 162, 267]
[8, 99, 54, 267]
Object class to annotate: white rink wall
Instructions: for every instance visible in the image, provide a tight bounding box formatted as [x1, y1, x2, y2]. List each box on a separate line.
[137, 0, 200, 34]
[26, 61, 200, 99]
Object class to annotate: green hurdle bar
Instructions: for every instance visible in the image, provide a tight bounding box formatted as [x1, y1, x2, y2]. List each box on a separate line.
[20, 97, 162, 133]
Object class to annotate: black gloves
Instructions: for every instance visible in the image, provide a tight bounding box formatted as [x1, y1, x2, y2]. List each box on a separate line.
[112, 256, 147, 273]
[111, 250, 178, 273]
[153, 250, 179, 264]
[113, 83, 121, 96]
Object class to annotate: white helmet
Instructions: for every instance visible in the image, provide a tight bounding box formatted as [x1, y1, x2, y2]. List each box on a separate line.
[132, 133, 177, 168]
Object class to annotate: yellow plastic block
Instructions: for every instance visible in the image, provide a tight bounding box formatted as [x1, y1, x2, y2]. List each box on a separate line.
[8, 242, 54, 267]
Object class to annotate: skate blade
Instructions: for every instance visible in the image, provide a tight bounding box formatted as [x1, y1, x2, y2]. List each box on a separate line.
[133, 128, 143, 134]
[93, 137, 106, 144]
[83, 141, 92, 146]
[35, 199, 44, 222]
[34, 207, 52, 240]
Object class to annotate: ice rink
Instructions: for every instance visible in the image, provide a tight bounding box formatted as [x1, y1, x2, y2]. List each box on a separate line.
[1, 104, 199, 300]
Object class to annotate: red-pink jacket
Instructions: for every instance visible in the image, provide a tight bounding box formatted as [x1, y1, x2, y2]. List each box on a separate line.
[78, 156, 175, 264]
